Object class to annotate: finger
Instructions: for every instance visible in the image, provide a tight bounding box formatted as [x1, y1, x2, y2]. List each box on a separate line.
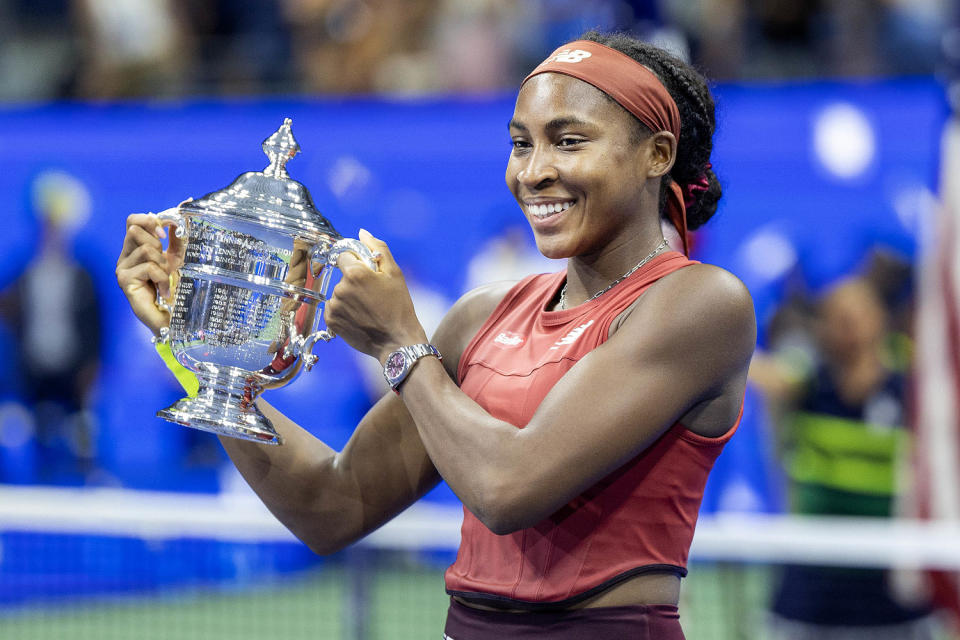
[118, 262, 172, 299]
[125, 212, 167, 240]
[117, 243, 167, 273]
[358, 228, 391, 257]
[290, 245, 309, 267]
[336, 252, 383, 280]
[357, 229, 398, 273]
[337, 249, 385, 276]
[119, 224, 165, 262]
[336, 251, 363, 272]
[126, 212, 165, 233]
[287, 252, 309, 278]
[118, 243, 168, 294]
[166, 224, 186, 260]
[153, 206, 189, 236]
[324, 295, 343, 330]
[155, 208, 193, 258]
[119, 261, 169, 289]
[162, 230, 187, 272]
[150, 210, 179, 240]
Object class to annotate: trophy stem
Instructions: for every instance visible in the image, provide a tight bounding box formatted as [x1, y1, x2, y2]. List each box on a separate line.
[157, 367, 282, 445]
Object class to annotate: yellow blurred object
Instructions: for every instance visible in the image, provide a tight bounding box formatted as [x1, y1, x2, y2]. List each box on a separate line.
[31, 170, 92, 231]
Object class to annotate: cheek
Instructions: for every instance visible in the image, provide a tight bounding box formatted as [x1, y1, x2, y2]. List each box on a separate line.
[505, 158, 520, 197]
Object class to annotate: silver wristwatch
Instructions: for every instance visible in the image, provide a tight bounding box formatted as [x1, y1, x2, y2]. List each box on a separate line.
[382, 343, 442, 392]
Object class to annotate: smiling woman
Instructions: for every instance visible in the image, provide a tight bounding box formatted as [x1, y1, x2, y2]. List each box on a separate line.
[116, 30, 755, 640]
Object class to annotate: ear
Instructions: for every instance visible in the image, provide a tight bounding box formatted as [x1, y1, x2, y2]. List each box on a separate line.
[646, 131, 677, 178]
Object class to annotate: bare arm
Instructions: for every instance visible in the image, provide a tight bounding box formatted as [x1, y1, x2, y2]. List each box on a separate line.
[218, 283, 512, 553]
[116, 213, 510, 553]
[748, 348, 811, 407]
[221, 393, 435, 554]
[330, 238, 756, 535]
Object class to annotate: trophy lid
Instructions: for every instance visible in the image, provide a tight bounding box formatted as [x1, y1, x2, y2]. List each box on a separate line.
[180, 118, 340, 239]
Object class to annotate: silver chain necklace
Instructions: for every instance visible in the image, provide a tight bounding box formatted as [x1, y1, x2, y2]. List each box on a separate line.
[559, 238, 668, 310]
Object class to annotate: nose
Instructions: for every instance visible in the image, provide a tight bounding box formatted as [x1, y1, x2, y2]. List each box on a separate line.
[516, 146, 558, 189]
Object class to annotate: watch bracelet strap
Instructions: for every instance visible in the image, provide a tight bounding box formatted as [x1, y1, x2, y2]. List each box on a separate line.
[155, 341, 200, 398]
[407, 343, 442, 361]
[391, 343, 442, 393]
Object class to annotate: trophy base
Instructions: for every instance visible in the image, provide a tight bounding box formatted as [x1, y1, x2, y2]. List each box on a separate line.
[157, 368, 283, 445]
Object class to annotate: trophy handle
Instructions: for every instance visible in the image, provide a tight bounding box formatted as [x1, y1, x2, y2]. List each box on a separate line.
[323, 238, 379, 272]
[295, 237, 379, 364]
[155, 207, 188, 237]
[151, 207, 188, 338]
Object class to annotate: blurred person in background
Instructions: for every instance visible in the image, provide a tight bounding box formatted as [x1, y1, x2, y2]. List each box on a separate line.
[0, 171, 102, 483]
[282, 0, 441, 94]
[73, 0, 193, 98]
[750, 265, 934, 639]
[182, 0, 293, 94]
[680, 0, 950, 80]
[429, 0, 537, 93]
[0, 0, 79, 100]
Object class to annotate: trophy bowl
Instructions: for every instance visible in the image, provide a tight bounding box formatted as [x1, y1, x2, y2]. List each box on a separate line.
[151, 119, 375, 445]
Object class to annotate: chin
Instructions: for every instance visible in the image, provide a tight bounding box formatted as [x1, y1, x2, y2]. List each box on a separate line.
[532, 239, 572, 261]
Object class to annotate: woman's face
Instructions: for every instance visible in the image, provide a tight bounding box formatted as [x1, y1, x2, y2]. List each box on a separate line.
[506, 72, 665, 260]
[817, 279, 887, 361]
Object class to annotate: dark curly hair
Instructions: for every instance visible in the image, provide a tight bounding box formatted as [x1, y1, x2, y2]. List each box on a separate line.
[580, 31, 721, 230]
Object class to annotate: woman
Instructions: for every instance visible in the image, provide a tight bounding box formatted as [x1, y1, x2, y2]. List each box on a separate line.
[751, 277, 933, 640]
[117, 32, 755, 639]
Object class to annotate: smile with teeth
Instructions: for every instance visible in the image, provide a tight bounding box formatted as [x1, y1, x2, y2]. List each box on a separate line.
[527, 201, 575, 218]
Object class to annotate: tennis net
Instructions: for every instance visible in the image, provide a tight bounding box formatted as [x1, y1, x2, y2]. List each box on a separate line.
[0, 484, 958, 639]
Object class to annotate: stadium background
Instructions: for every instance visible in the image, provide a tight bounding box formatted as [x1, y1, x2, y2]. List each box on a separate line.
[0, 1, 957, 638]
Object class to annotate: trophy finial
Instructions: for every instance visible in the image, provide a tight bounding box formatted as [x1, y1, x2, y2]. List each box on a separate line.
[262, 118, 301, 178]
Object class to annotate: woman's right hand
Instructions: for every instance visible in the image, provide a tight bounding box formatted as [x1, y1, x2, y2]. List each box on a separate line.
[116, 211, 185, 337]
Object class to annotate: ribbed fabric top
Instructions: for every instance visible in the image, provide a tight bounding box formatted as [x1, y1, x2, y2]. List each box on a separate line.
[444, 252, 740, 606]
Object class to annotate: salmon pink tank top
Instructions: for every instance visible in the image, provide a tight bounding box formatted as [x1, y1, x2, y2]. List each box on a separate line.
[444, 251, 740, 607]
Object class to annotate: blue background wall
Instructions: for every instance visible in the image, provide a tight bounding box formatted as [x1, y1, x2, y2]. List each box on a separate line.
[0, 78, 947, 511]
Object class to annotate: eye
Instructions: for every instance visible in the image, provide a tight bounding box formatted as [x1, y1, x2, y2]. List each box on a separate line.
[557, 136, 586, 148]
[511, 138, 531, 152]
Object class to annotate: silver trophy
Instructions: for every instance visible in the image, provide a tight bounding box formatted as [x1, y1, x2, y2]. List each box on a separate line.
[151, 119, 376, 445]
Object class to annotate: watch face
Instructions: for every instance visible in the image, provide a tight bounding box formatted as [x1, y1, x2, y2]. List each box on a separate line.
[385, 351, 407, 380]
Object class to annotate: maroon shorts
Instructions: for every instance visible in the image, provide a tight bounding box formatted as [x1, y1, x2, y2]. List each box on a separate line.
[443, 598, 685, 639]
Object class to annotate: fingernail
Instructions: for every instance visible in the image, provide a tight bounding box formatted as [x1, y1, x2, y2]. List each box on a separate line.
[156, 226, 167, 239]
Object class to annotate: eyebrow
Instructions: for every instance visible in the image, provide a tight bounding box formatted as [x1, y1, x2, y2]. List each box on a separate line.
[508, 116, 593, 133]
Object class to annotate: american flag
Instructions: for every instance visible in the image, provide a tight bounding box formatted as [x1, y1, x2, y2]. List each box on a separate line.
[910, 21, 960, 626]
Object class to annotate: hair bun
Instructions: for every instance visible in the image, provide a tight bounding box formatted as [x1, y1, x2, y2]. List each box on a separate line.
[686, 166, 721, 231]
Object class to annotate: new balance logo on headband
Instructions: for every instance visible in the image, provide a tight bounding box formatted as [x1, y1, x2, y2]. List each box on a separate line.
[548, 49, 592, 64]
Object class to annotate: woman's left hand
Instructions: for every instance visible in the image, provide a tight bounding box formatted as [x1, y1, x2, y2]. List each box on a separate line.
[325, 229, 429, 364]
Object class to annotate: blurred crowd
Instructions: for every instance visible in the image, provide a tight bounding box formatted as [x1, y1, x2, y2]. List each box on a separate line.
[0, 0, 956, 102]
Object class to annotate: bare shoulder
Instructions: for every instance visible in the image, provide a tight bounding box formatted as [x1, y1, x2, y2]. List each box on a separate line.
[431, 280, 518, 380]
[449, 280, 518, 323]
[622, 263, 756, 378]
[607, 264, 755, 434]
[646, 263, 752, 332]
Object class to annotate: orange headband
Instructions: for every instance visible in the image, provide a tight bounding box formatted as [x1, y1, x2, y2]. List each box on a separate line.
[523, 40, 691, 255]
